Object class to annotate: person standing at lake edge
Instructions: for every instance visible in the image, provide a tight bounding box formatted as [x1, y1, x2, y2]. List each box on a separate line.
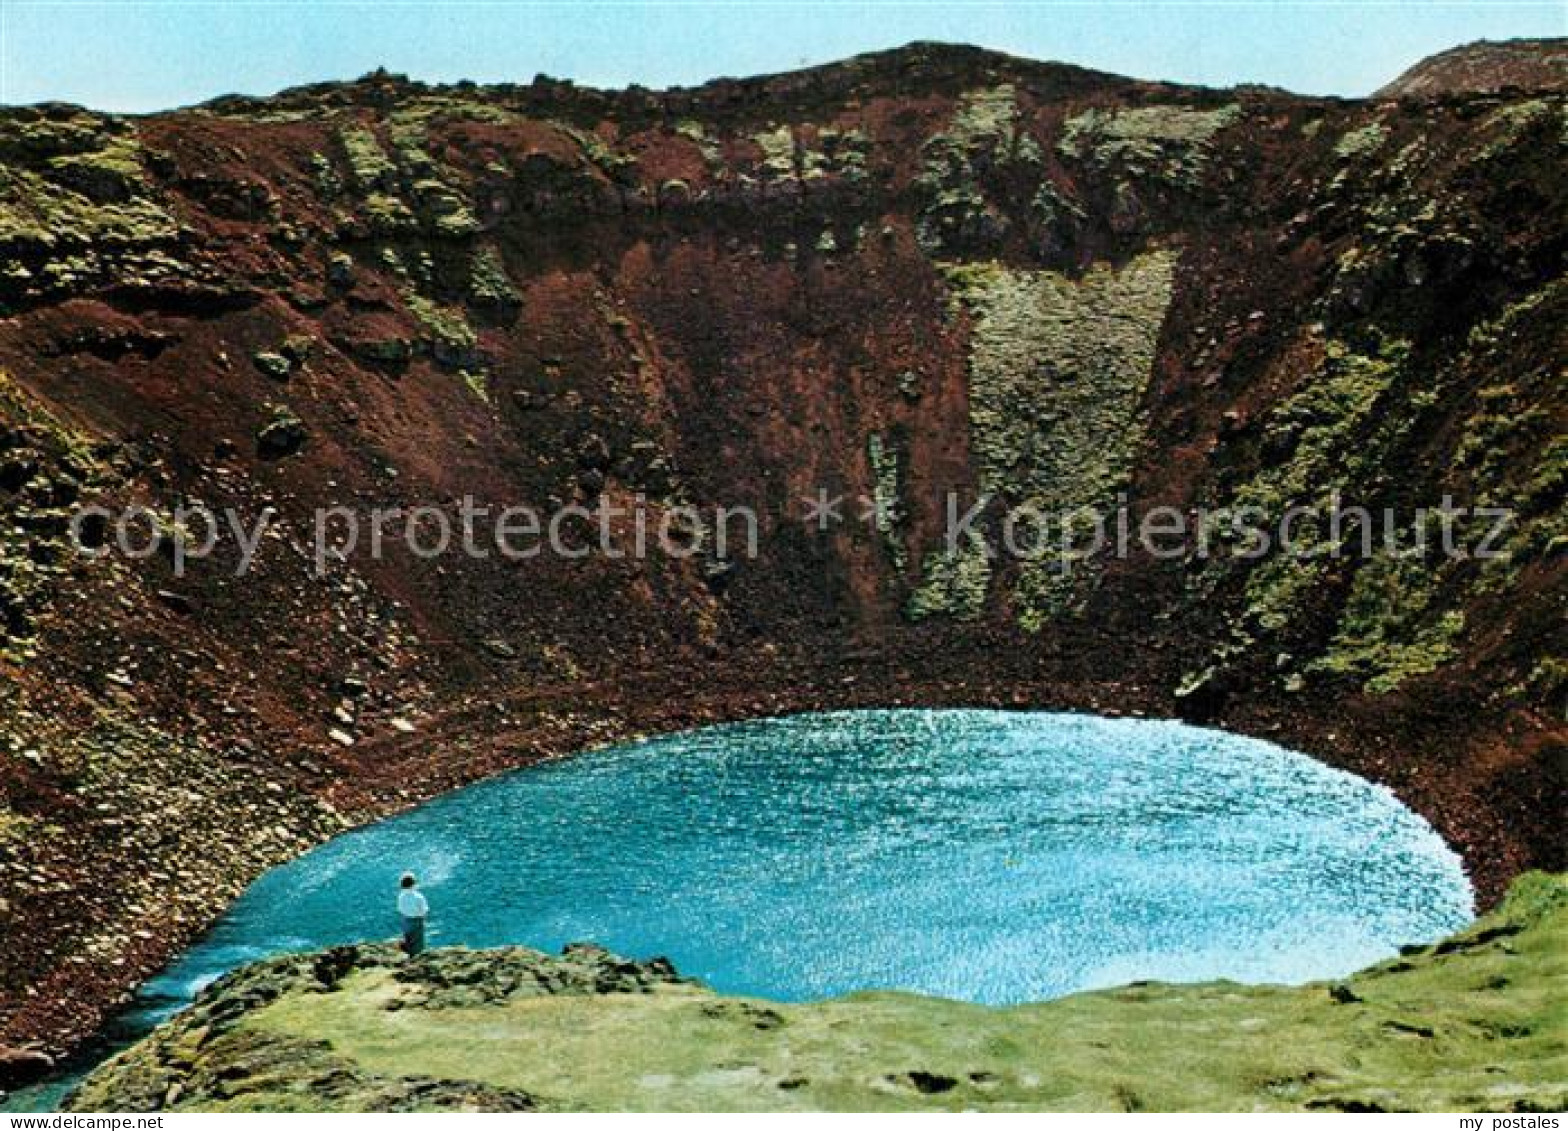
[398, 872, 429, 955]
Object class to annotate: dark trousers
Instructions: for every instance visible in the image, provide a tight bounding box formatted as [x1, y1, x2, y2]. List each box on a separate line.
[401, 915, 426, 955]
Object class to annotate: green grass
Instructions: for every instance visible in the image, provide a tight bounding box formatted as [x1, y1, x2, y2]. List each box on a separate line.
[74, 873, 1567, 1113]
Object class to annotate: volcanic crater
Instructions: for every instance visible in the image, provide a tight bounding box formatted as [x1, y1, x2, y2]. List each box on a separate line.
[0, 39, 1563, 1071]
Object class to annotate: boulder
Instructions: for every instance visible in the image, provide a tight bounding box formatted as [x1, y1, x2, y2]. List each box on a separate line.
[256, 409, 308, 460]
[251, 351, 293, 381]
[0, 1045, 54, 1090]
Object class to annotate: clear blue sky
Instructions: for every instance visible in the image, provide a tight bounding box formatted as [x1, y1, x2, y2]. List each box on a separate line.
[1, 1, 1562, 112]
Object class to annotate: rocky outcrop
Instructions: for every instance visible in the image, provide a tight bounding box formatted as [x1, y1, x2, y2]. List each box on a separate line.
[64, 942, 687, 1111]
[1378, 38, 1567, 98]
[67, 873, 1568, 1112]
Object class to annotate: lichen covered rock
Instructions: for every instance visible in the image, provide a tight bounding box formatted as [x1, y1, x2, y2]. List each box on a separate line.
[935, 251, 1177, 626]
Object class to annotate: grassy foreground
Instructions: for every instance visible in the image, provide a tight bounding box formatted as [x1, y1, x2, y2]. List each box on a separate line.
[70, 873, 1566, 1112]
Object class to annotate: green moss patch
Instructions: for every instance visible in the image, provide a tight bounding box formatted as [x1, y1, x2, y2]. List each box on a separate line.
[1314, 554, 1465, 693]
[934, 251, 1176, 627]
[1058, 103, 1240, 187]
[906, 526, 991, 621]
[865, 431, 907, 574]
[71, 874, 1568, 1113]
[339, 126, 397, 191]
[915, 85, 1040, 253]
[467, 247, 521, 311]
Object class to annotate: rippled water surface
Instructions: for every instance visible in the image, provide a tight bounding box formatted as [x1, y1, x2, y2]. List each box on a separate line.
[148, 709, 1472, 1007]
[11, 710, 1474, 1109]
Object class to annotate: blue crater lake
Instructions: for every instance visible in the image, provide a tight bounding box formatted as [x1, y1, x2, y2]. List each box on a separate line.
[13, 710, 1475, 1109]
[145, 709, 1472, 1007]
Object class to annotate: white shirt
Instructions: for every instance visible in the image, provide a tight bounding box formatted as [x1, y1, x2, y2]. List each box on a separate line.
[398, 889, 429, 919]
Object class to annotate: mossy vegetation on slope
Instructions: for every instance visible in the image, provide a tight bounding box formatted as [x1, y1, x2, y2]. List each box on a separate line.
[0, 113, 186, 308]
[69, 873, 1567, 1113]
[921, 252, 1176, 627]
[1059, 103, 1241, 188]
[0, 372, 114, 661]
[915, 84, 1040, 254]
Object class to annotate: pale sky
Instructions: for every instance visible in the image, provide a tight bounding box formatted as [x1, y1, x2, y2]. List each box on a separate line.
[0, 0, 1563, 112]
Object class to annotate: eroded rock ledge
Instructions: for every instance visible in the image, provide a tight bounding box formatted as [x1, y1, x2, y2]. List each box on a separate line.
[68, 873, 1567, 1113]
